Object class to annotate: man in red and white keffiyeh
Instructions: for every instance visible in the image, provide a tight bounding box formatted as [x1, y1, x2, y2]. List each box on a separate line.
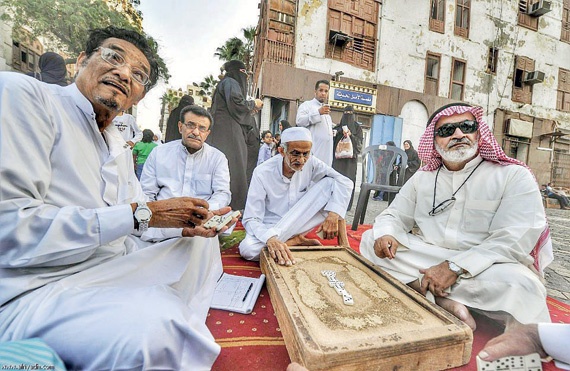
[360, 103, 553, 337]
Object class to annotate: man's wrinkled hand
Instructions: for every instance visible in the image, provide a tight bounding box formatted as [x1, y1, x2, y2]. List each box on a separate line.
[419, 261, 458, 297]
[267, 236, 295, 266]
[147, 197, 209, 228]
[373, 235, 399, 259]
[181, 207, 238, 237]
[318, 212, 340, 240]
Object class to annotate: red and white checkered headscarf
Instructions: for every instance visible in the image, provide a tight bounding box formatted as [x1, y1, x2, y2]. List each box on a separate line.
[418, 104, 528, 171]
[418, 103, 553, 275]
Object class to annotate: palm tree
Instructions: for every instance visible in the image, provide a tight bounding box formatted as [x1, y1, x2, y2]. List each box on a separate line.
[241, 26, 256, 71]
[194, 74, 218, 100]
[214, 37, 245, 62]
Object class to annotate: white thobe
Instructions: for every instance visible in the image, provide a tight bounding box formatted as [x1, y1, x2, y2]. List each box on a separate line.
[239, 155, 352, 260]
[360, 155, 550, 324]
[296, 98, 334, 165]
[140, 140, 231, 241]
[112, 113, 143, 143]
[539, 324, 570, 367]
[0, 73, 220, 370]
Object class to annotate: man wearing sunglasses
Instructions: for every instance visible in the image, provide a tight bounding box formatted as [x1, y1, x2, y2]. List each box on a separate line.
[360, 103, 552, 346]
[0, 27, 227, 369]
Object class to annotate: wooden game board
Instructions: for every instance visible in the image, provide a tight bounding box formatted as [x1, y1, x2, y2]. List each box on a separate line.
[260, 246, 473, 371]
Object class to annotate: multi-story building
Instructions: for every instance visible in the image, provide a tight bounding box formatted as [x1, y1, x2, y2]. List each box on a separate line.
[252, 0, 570, 186]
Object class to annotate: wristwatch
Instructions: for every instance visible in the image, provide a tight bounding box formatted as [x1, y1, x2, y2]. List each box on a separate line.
[134, 202, 152, 232]
[447, 260, 464, 276]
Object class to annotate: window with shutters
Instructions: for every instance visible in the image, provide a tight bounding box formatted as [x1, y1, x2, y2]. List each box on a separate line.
[429, 0, 445, 34]
[562, 0, 570, 43]
[12, 41, 41, 74]
[512, 56, 534, 104]
[425, 53, 441, 95]
[327, 0, 379, 71]
[518, 0, 538, 31]
[450, 58, 466, 100]
[454, 0, 470, 38]
[487, 47, 498, 74]
[557, 68, 570, 112]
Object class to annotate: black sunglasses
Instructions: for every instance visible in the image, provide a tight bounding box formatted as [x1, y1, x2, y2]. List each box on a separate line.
[435, 120, 478, 138]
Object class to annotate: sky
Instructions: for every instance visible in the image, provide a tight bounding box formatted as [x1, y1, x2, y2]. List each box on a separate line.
[135, 0, 260, 133]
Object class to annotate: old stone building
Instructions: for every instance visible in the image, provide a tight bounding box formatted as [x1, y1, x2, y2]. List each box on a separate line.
[252, 0, 570, 186]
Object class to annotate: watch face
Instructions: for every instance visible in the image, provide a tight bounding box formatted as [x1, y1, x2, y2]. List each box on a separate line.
[136, 208, 151, 220]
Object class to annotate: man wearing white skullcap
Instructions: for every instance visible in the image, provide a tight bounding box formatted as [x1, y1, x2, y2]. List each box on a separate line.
[240, 127, 352, 264]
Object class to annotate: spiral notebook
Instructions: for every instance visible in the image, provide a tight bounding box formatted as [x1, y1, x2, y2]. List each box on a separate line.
[210, 273, 266, 314]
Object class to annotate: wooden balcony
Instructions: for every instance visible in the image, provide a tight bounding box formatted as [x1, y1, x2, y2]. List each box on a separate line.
[263, 38, 294, 66]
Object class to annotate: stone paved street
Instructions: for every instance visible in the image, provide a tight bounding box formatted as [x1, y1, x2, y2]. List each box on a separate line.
[346, 193, 570, 305]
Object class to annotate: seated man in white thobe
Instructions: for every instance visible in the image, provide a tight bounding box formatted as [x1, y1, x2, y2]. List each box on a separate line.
[112, 111, 142, 148]
[140, 104, 231, 244]
[240, 127, 352, 265]
[296, 80, 334, 166]
[360, 103, 553, 339]
[0, 26, 235, 370]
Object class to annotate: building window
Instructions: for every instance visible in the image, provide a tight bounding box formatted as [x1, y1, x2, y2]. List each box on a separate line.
[512, 56, 534, 104]
[557, 68, 570, 112]
[429, 0, 445, 33]
[327, 0, 379, 71]
[425, 53, 441, 95]
[487, 47, 498, 74]
[454, 0, 470, 38]
[450, 58, 466, 100]
[12, 41, 40, 74]
[518, 0, 539, 31]
[562, 0, 570, 43]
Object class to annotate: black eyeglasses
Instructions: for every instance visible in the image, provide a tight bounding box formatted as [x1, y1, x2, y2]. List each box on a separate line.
[182, 121, 209, 133]
[435, 120, 478, 138]
[429, 197, 456, 216]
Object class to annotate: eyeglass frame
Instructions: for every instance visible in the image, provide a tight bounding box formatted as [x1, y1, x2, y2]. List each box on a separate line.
[428, 196, 456, 216]
[434, 119, 478, 138]
[181, 121, 210, 133]
[95, 47, 150, 86]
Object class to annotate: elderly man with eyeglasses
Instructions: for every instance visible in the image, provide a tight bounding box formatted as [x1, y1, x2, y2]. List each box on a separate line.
[360, 103, 553, 341]
[0, 27, 233, 369]
[239, 127, 352, 265]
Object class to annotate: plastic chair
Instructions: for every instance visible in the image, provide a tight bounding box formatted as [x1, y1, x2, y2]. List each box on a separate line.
[351, 145, 408, 230]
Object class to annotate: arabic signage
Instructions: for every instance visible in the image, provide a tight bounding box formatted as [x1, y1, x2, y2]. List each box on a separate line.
[329, 81, 377, 114]
[333, 89, 373, 106]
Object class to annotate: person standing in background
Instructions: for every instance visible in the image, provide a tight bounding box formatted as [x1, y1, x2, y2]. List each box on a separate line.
[296, 80, 334, 166]
[26, 52, 69, 87]
[113, 111, 143, 149]
[257, 130, 273, 166]
[165, 95, 194, 143]
[332, 105, 363, 210]
[207, 60, 263, 211]
[403, 139, 420, 183]
[132, 129, 158, 179]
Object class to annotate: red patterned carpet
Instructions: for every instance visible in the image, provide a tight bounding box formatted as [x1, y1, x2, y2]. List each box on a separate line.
[207, 224, 570, 371]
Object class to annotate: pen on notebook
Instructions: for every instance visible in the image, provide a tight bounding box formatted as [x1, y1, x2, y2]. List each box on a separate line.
[242, 283, 253, 302]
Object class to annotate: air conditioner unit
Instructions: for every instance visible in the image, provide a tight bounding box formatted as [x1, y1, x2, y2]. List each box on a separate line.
[328, 30, 352, 47]
[507, 118, 534, 139]
[523, 71, 545, 84]
[528, 0, 552, 16]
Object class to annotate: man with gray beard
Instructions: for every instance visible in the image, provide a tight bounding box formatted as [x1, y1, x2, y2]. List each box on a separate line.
[360, 103, 553, 348]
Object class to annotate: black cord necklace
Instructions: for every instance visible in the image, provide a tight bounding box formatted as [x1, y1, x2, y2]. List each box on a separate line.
[429, 159, 485, 216]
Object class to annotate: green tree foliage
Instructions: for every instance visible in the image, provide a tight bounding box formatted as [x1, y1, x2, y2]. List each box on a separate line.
[1, 0, 169, 82]
[193, 74, 218, 100]
[214, 26, 257, 71]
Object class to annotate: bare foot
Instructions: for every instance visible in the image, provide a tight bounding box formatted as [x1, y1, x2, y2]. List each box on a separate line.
[286, 234, 322, 247]
[435, 297, 477, 331]
[286, 362, 309, 371]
